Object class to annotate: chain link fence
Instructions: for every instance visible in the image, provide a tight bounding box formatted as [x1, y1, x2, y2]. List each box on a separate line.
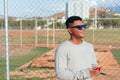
[0, 0, 120, 80]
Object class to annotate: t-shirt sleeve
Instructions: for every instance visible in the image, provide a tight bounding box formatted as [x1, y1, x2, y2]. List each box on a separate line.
[90, 44, 98, 68]
[74, 69, 91, 80]
[55, 46, 74, 80]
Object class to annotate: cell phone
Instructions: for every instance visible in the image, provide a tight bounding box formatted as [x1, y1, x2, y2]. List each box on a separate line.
[93, 66, 101, 71]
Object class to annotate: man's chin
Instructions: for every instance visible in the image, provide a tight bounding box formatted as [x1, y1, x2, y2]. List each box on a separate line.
[80, 35, 85, 38]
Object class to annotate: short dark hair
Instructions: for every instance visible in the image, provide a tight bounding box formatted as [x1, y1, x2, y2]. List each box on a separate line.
[65, 16, 82, 29]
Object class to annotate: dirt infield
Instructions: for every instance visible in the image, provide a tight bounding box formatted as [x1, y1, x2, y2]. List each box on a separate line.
[93, 49, 120, 80]
[10, 47, 120, 80]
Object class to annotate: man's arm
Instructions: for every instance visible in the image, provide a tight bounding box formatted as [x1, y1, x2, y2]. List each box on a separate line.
[90, 44, 98, 68]
[55, 47, 74, 80]
[89, 44, 101, 77]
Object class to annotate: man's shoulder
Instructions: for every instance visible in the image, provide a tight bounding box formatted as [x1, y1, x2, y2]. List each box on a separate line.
[83, 41, 93, 47]
[55, 41, 70, 53]
[58, 41, 70, 48]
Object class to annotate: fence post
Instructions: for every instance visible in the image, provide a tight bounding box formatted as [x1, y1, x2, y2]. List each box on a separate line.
[20, 17, 23, 48]
[47, 19, 49, 47]
[4, 0, 10, 80]
[35, 17, 38, 47]
[94, 0, 97, 29]
[93, 18, 95, 44]
[52, 18, 55, 47]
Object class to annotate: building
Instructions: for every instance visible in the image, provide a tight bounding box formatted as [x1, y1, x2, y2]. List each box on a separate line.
[66, 0, 89, 19]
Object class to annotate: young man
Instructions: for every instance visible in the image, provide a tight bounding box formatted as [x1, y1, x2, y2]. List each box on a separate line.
[55, 16, 100, 80]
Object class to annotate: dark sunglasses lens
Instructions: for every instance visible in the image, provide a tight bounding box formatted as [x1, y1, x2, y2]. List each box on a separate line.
[77, 25, 86, 30]
[77, 26, 82, 30]
[84, 24, 87, 29]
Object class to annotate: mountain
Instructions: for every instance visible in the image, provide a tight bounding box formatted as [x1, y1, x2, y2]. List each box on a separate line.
[47, 12, 66, 19]
[89, 8, 115, 18]
[48, 7, 116, 19]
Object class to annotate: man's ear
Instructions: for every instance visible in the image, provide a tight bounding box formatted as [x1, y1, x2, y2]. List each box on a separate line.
[68, 28, 72, 34]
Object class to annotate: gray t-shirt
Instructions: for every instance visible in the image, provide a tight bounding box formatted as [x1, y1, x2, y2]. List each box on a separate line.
[55, 40, 98, 80]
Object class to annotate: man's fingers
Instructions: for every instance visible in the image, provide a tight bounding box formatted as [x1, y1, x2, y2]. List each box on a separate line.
[93, 66, 101, 71]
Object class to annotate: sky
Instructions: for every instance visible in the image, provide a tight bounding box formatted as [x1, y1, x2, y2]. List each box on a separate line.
[0, 0, 120, 18]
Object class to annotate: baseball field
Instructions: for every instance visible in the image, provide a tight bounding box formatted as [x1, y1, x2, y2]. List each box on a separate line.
[0, 29, 120, 79]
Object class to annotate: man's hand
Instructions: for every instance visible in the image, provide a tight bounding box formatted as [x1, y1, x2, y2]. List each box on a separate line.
[88, 67, 101, 77]
[93, 66, 101, 71]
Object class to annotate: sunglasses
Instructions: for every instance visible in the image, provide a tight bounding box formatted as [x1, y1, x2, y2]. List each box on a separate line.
[70, 24, 87, 30]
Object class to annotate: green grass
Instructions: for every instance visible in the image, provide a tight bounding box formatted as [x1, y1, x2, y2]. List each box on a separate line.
[0, 47, 52, 80]
[84, 29, 120, 44]
[112, 49, 120, 64]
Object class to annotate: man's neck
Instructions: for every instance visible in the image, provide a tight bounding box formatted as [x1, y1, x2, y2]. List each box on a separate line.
[69, 38, 82, 45]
